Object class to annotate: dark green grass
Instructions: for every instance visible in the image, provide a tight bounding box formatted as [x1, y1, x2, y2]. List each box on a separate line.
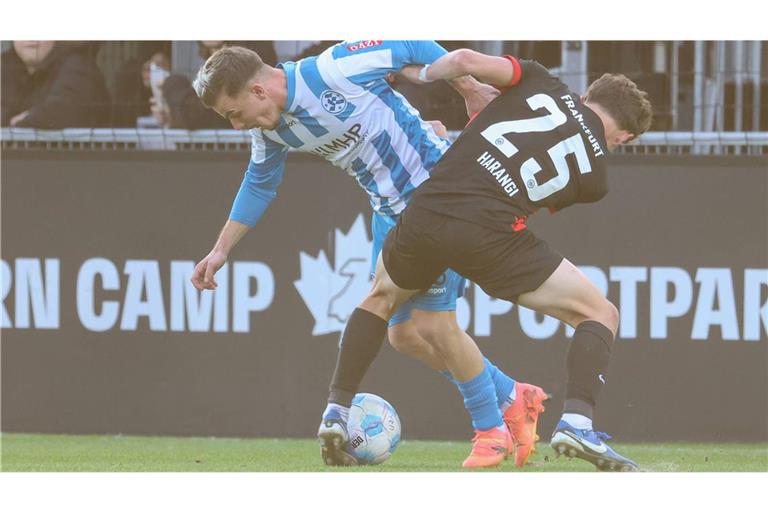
[2, 433, 766, 472]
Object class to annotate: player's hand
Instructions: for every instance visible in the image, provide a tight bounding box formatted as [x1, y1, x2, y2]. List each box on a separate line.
[191, 250, 228, 290]
[427, 120, 448, 139]
[463, 82, 500, 118]
[394, 65, 424, 84]
[9, 110, 30, 127]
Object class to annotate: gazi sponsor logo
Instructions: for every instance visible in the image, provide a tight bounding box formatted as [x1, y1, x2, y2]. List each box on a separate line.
[346, 40, 383, 52]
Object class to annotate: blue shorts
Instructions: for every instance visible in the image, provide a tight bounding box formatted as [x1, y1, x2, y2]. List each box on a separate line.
[371, 212, 466, 326]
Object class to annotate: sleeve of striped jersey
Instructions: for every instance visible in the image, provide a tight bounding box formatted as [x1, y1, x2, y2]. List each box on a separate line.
[228, 136, 289, 227]
[333, 40, 448, 85]
[393, 40, 448, 66]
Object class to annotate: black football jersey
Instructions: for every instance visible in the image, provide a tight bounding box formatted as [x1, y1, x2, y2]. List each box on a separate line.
[412, 59, 609, 232]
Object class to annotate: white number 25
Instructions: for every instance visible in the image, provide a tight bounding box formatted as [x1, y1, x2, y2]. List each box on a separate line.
[481, 94, 591, 201]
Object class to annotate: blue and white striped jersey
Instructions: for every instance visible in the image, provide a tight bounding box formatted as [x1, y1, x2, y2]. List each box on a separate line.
[229, 40, 452, 226]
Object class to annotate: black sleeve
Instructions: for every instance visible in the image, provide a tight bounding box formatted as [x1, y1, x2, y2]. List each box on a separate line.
[494, 59, 551, 92]
[519, 60, 552, 82]
[578, 173, 609, 204]
[550, 163, 609, 212]
[16, 54, 110, 129]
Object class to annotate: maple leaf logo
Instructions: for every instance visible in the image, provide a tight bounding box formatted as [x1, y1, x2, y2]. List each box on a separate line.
[294, 214, 372, 335]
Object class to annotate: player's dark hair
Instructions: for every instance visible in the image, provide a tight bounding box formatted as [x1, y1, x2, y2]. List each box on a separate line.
[585, 74, 653, 139]
[193, 46, 264, 108]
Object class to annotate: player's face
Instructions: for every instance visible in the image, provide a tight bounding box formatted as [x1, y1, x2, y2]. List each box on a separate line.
[214, 83, 281, 131]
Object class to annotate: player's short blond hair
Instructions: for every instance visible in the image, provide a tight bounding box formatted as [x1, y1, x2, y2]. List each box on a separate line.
[585, 74, 653, 138]
[193, 46, 265, 107]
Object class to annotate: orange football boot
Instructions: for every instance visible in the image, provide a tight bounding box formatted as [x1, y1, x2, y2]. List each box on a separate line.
[462, 426, 511, 468]
[503, 382, 548, 467]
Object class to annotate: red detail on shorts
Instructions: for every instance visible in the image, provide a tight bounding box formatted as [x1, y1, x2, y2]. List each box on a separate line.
[346, 40, 383, 52]
[511, 216, 528, 232]
[494, 55, 523, 92]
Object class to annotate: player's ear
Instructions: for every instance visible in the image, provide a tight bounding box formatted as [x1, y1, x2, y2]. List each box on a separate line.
[250, 82, 267, 98]
[616, 130, 635, 145]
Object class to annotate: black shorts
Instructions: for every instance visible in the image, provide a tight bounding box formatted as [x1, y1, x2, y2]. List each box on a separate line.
[382, 205, 564, 302]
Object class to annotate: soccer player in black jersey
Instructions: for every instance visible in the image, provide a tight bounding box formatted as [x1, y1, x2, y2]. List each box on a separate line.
[319, 48, 653, 471]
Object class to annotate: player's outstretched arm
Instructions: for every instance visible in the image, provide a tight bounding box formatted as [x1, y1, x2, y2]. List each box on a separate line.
[406, 49, 518, 89]
[191, 220, 250, 290]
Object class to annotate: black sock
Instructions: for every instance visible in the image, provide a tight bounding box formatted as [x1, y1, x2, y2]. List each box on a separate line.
[563, 398, 594, 419]
[328, 308, 389, 407]
[564, 320, 614, 418]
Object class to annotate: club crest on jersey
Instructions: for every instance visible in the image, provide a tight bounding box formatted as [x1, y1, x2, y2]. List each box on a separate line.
[321, 90, 347, 114]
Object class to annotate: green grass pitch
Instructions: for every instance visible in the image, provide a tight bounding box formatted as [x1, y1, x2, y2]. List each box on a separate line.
[2, 433, 766, 472]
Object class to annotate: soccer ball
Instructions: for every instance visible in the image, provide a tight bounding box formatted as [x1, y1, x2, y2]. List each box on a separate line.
[345, 393, 401, 465]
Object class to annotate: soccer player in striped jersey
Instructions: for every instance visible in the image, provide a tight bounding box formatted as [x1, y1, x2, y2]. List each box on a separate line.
[189, 41, 547, 468]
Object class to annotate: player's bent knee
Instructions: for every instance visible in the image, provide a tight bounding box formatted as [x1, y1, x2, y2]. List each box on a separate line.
[593, 299, 619, 335]
[388, 332, 430, 359]
[605, 300, 619, 334]
[387, 325, 414, 353]
[413, 314, 463, 349]
[387, 333, 409, 354]
[578, 299, 619, 336]
[365, 278, 414, 320]
[568, 297, 619, 336]
[363, 286, 399, 319]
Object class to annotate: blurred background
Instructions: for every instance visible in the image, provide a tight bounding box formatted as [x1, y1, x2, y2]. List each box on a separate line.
[2, 40, 767, 147]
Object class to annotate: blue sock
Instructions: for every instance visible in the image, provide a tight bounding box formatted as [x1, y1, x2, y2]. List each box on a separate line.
[441, 358, 516, 411]
[439, 369, 454, 382]
[484, 358, 516, 411]
[456, 364, 504, 431]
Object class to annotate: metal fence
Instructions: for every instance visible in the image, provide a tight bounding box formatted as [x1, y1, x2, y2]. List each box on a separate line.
[3, 127, 768, 156]
[514, 41, 766, 133]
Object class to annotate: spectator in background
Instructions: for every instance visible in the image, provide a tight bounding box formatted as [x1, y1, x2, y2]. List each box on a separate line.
[158, 41, 277, 129]
[289, 41, 337, 61]
[110, 42, 171, 127]
[1, 41, 110, 128]
[198, 41, 277, 64]
[272, 41, 336, 62]
[146, 52, 172, 128]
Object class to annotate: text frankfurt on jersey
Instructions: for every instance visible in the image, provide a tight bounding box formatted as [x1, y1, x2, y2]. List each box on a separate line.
[561, 94, 604, 157]
[476, 151, 520, 197]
